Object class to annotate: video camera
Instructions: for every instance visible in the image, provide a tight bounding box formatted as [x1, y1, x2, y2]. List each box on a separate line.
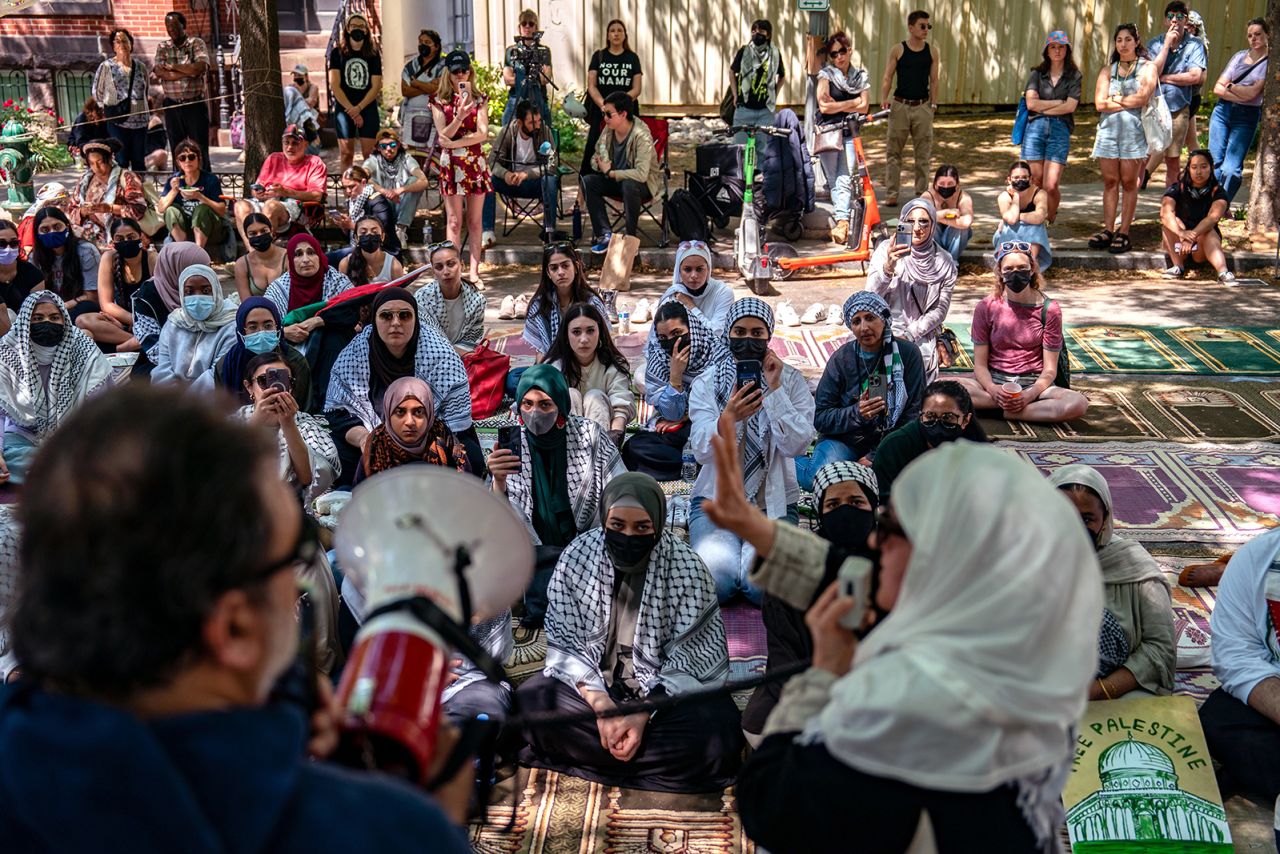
[509, 30, 549, 72]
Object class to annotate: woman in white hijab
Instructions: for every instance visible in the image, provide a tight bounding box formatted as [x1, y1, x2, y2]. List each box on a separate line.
[0, 292, 112, 485]
[151, 264, 240, 385]
[1049, 464, 1175, 698]
[658, 240, 734, 335]
[698, 412, 1102, 852]
[866, 196, 958, 383]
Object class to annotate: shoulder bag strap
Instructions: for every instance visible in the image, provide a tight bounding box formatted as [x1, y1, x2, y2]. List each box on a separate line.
[1231, 57, 1268, 86]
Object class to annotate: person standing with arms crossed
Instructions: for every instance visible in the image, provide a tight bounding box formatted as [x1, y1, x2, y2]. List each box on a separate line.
[879, 10, 939, 207]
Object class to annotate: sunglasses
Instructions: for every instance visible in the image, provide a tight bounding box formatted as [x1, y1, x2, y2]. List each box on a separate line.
[875, 506, 907, 541]
[997, 240, 1033, 254]
[917, 22, 933, 29]
[904, 218, 932, 228]
[828, 48, 849, 58]
[377, 141, 398, 149]
[677, 240, 708, 251]
[601, 110, 618, 119]
[249, 514, 321, 583]
[0, 239, 20, 249]
[544, 239, 576, 254]
[377, 309, 415, 323]
[1166, 12, 1187, 20]
[428, 240, 457, 255]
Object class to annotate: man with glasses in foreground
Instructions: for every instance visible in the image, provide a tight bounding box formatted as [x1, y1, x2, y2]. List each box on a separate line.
[879, 9, 940, 206]
[233, 124, 328, 245]
[0, 384, 472, 851]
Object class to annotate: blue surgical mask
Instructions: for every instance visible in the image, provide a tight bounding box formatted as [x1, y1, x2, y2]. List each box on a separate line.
[184, 294, 216, 321]
[38, 230, 69, 250]
[243, 330, 280, 354]
[0, 247, 18, 265]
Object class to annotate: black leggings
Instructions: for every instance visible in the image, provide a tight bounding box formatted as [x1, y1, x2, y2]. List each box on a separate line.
[738, 734, 1041, 853]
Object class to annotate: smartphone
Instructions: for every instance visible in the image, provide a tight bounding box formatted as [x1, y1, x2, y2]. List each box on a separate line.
[457, 81, 468, 95]
[865, 372, 888, 405]
[328, 208, 343, 221]
[250, 182, 265, 192]
[837, 556, 874, 631]
[735, 359, 763, 393]
[894, 223, 911, 247]
[496, 424, 521, 457]
[264, 367, 291, 394]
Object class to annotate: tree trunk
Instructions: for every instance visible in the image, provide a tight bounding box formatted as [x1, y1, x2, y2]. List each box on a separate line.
[238, 0, 285, 182]
[1246, 0, 1280, 234]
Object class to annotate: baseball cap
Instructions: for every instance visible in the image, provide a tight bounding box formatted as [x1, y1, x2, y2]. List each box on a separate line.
[282, 123, 306, 140]
[444, 49, 471, 72]
[292, 63, 309, 75]
[1046, 30, 1070, 46]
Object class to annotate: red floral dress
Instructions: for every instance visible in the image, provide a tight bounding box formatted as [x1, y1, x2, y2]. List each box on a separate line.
[432, 93, 493, 197]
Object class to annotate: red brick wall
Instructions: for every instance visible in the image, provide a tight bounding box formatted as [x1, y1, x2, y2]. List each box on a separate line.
[0, 0, 221, 57]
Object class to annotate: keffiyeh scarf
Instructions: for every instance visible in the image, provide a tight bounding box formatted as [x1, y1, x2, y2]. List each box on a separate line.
[263, 267, 354, 318]
[818, 62, 870, 96]
[504, 415, 624, 539]
[415, 281, 486, 348]
[841, 290, 908, 428]
[643, 300, 735, 401]
[0, 293, 112, 438]
[813, 460, 879, 506]
[233, 405, 339, 503]
[724, 297, 773, 501]
[738, 42, 782, 107]
[544, 528, 729, 697]
[347, 184, 376, 223]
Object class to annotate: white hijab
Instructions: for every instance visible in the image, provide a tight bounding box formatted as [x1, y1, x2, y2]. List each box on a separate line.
[168, 264, 239, 333]
[806, 441, 1102, 796]
[661, 241, 733, 334]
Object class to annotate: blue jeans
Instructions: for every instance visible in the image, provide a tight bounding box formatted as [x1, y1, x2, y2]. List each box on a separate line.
[689, 497, 798, 605]
[107, 122, 148, 171]
[935, 224, 972, 264]
[793, 438, 857, 493]
[817, 147, 852, 222]
[1020, 116, 1071, 165]
[1, 431, 38, 486]
[1209, 101, 1261, 203]
[482, 172, 559, 232]
[732, 104, 776, 146]
[394, 191, 423, 228]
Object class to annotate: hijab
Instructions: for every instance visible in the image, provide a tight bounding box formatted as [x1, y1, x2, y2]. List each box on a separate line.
[382, 375, 435, 454]
[169, 264, 238, 333]
[669, 241, 716, 293]
[517, 364, 575, 548]
[893, 197, 955, 282]
[1047, 464, 1167, 586]
[599, 472, 667, 573]
[841, 290, 908, 426]
[285, 233, 328, 311]
[367, 287, 419, 409]
[152, 242, 211, 313]
[362, 376, 470, 478]
[806, 441, 1102, 849]
[218, 297, 283, 393]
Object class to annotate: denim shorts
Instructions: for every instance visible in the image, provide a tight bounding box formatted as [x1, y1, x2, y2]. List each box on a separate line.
[335, 102, 380, 140]
[1021, 116, 1071, 165]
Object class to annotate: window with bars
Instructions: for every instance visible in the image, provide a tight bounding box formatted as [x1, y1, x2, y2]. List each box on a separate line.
[0, 70, 29, 105]
[55, 70, 94, 123]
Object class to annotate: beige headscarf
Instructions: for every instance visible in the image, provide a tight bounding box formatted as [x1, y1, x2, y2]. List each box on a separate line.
[1047, 464, 1168, 587]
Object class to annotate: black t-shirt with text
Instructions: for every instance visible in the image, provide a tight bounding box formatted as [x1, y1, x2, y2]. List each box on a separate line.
[329, 48, 382, 107]
[589, 48, 642, 111]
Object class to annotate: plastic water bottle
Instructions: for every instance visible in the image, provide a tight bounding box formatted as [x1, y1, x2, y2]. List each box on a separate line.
[424, 221, 433, 247]
[681, 452, 698, 484]
[571, 201, 583, 241]
[618, 310, 630, 335]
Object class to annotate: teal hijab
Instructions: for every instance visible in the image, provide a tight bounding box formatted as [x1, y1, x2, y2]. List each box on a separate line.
[517, 365, 575, 547]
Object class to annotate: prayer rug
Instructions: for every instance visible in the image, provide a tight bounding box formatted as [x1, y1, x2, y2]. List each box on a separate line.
[1006, 441, 1280, 545]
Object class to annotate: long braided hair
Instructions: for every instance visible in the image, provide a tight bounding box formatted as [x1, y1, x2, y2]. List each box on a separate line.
[108, 217, 146, 298]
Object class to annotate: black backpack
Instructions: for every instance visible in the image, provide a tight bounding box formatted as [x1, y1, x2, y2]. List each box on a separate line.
[664, 189, 710, 242]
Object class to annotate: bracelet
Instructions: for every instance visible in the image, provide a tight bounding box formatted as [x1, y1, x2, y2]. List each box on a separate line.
[1098, 678, 1112, 700]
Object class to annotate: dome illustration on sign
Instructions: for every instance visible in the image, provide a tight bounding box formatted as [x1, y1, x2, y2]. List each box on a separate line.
[1067, 733, 1230, 849]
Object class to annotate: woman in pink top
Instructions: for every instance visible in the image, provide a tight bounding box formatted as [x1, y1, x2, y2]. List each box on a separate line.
[958, 241, 1088, 423]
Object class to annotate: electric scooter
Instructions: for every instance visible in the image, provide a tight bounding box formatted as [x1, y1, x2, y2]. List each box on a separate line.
[770, 108, 891, 278]
[715, 124, 793, 295]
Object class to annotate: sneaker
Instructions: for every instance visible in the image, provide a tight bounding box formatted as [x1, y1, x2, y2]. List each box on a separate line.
[1218, 270, 1237, 284]
[830, 220, 849, 245]
[514, 293, 531, 318]
[591, 233, 612, 254]
[498, 294, 516, 320]
[828, 304, 843, 325]
[600, 289, 619, 323]
[395, 224, 409, 247]
[777, 300, 802, 328]
[632, 298, 652, 324]
[800, 302, 827, 324]
[1162, 265, 1185, 279]
[481, 230, 496, 249]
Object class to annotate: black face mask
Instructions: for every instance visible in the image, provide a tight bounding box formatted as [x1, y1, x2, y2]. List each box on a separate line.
[248, 233, 275, 253]
[1002, 269, 1033, 293]
[682, 281, 708, 296]
[349, 30, 367, 43]
[1010, 178, 1032, 192]
[659, 333, 690, 356]
[921, 420, 964, 446]
[934, 185, 957, 198]
[817, 504, 875, 553]
[729, 336, 769, 362]
[293, 76, 306, 86]
[113, 239, 142, 259]
[30, 321, 66, 347]
[752, 32, 768, 46]
[604, 528, 658, 574]
[358, 233, 382, 253]
[419, 44, 434, 58]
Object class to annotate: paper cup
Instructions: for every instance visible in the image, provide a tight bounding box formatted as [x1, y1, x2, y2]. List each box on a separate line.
[1001, 381, 1023, 398]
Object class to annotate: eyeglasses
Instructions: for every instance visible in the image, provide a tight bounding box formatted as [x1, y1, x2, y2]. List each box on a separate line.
[377, 309, 415, 323]
[249, 514, 321, 583]
[176, 153, 199, 162]
[875, 506, 907, 541]
[920, 412, 963, 427]
[828, 48, 848, 58]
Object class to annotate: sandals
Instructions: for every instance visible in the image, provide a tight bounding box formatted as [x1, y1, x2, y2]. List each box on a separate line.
[1087, 229, 1114, 250]
[1107, 233, 1132, 254]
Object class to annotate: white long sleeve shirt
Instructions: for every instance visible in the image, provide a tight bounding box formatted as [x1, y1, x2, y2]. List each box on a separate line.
[687, 362, 815, 518]
[1210, 527, 1280, 704]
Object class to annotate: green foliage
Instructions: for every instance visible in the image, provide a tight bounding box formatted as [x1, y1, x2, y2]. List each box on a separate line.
[552, 102, 587, 158]
[472, 63, 509, 127]
[0, 99, 73, 172]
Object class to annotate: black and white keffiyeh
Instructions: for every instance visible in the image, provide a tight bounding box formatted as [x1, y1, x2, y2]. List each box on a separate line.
[504, 414, 625, 539]
[643, 299, 735, 400]
[723, 297, 774, 499]
[263, 267, 354, 318]
[0, 293, 112, 438]
[545, 527, 729, 697]
[233, 405, 340, 503]
[812, 460, 878, 505]
[324, 322, 474, 433]
[818, 62, 870, 97]
[522, 293, 608, 355]
[415, 281, 486, 349]
[347, 184, 376, 223]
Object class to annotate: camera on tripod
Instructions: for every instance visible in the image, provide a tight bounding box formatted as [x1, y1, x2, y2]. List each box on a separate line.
[509, 30, 550, 75]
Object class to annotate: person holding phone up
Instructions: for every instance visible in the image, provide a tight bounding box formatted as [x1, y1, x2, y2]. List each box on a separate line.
[687, 298, 815, 605]
[798, 291, 924, 492]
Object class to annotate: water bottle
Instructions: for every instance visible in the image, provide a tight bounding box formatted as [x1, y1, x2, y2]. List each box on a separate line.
[681, 452, 698, 484]
[424, 221, 433, 247]
[571, 201, 583, 241]
[618, 310, 631, 335]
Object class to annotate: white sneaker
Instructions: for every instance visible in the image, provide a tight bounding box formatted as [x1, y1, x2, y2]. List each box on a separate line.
[777, 300, 801, 328]
[498, 294, 516, 320]
[513, 293, 531, 318]
[828, 304, 843, 325]
[800, 302, 827, 324]
[632, 298, 652, 324]
[481, 230, 496, 249]
[395, 224, 409, 247]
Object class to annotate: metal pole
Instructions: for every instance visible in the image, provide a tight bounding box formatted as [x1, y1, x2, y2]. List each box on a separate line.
[211, 0, 230, 130]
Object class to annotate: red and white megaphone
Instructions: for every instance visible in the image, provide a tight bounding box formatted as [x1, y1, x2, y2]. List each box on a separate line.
[332, 467, 533, 783]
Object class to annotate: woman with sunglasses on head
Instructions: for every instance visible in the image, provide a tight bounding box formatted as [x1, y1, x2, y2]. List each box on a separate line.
[432, 50, 492, 285]
[816, 31, 870, 246]
[699, 414, 1103, 853]
[30, 207, 101, 322]
[362, 128, 430, 247]
[993, 160, 1053, 271]
[329, 13, 382, 173]
[957, 242, 1088, 423]
[543, 302, 635, 442]
[233, 213, 286, 301]
[1021, 31, 1082, 224]
[338, 216, 404, 287]
[0, 220, 42, 337]
[415, 241, 485, 355]
[234, 352, 337, 504]
[658, 241, 733, 335]
[78, 216, 154, 350]
[872, 379, 987, 503]
[156, 139, 226, 249]
[867, 197, 956, 384]
[332, 166, 400, 264]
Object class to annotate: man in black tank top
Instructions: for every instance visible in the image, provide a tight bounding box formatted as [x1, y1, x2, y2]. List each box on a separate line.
[878, 10, 940, 205]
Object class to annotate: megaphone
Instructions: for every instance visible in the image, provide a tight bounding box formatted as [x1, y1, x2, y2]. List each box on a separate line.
[332, 467, 533, 783]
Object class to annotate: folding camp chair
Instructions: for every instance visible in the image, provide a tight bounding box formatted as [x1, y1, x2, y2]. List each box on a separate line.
[604, 116, 671, 247]
[496, 128, 578, 237]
